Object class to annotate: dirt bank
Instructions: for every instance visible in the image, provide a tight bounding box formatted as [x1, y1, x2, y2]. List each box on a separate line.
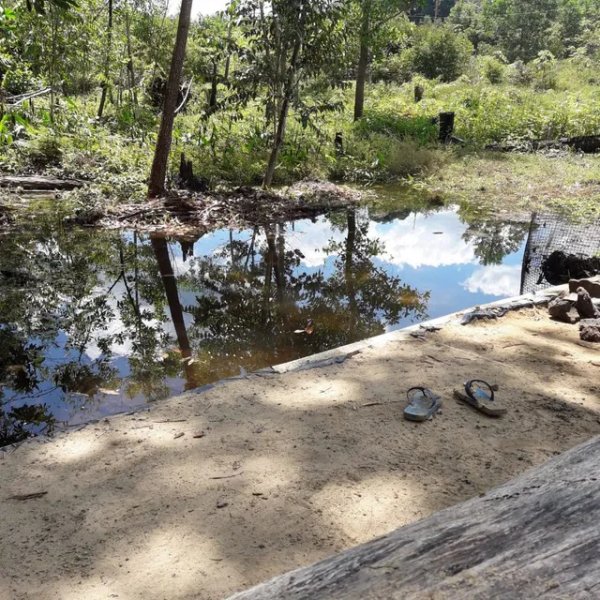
[1, 307, 599, 600]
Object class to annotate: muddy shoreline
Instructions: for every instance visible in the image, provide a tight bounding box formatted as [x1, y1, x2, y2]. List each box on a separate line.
[1, 179, 364, 235]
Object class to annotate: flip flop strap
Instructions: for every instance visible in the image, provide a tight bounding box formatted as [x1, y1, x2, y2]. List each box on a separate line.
[465, 380, 494, 403]
[407, 387, 438, 407]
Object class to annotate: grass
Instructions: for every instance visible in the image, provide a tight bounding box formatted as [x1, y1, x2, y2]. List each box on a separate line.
[1, 57, 600, 220]
[421, 150, 600, 220]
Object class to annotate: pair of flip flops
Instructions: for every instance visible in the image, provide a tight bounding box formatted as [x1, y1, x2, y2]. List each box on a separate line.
[404, 380, 506, 422]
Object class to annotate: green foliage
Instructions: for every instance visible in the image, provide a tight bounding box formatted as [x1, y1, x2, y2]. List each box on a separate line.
[25, 135, 63, 168]
[531, 51, 558, 90]
[0, 0, 598, 193]
[374, 24, 474, 84]
[404, 24, 474, 81]
[450, 0, 599, 62]
[354, 112, 438, 144]
[479, 55, 506, 84]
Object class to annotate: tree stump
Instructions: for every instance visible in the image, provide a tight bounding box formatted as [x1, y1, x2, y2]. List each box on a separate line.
[178, 153, 208, 192]
[334, 132, 344, 156]
[438, 111, 455, 143]
[414, 84, 424, 103]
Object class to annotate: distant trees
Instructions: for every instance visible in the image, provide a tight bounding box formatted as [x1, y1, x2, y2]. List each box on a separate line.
[449, 0, 594, 62]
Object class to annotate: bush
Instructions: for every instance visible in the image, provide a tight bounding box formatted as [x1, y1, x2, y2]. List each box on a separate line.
[531, 50, 558, 90]
[372, 54, 412, 85]
[1, 65, 38, 95]
[507, 60, 533, 86]
[25, 136, 63, 168]
[354, 112, 438, 145]
[404, 25, 474, 82]
[480, 56, 506, 84]
[383, 139, 439, 178]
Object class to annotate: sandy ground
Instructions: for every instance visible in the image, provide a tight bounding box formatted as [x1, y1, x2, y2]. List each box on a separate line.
[1, 307, 599, 600]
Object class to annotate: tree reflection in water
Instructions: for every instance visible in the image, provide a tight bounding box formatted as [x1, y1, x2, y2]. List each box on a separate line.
[181, 208, 429, 380]
[3, 204, 536, 445]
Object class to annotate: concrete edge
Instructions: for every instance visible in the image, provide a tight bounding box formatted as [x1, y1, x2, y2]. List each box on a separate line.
[266, 283, 573, 375]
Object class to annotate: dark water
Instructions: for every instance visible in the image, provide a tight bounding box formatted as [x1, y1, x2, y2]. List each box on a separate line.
[0, 202, 534, 444]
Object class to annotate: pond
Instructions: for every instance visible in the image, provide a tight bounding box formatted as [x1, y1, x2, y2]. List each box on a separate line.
[0, 200, 536, 444]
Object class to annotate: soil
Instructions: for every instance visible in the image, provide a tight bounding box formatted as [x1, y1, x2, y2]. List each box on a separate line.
[1, 308, 599, 600]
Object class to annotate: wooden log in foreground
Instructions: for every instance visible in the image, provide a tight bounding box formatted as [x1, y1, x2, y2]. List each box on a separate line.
[230, 435, 600, 599]
[0, 175, 84, 191]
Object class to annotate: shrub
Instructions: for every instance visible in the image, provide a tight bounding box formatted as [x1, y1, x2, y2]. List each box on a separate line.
[531, 50, 558, 90]
[372, 54, 412, 85]
[508, 60, 533, 86]
[384, 139, 439, 178]
[480, 56, 506, 84]
[354, 112, 438, 145]
[25, 136, 63, 168]
[404, 25, 474, 82]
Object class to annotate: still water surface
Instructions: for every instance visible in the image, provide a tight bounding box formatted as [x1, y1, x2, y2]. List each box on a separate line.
[0, 203, 532, 443]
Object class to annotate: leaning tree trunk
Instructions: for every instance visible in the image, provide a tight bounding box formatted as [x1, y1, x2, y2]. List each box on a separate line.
[148, 0, 193, 198]
[353, 5, 371, 122]
[98, 0, 114, 118]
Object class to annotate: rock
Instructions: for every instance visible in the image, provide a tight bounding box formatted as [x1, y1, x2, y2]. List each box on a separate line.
[542, 251, 600, 286]
[580, 319, 600, 343]
[575, 287, 600, 319]
[461, 307, 508, 325]
[569, 278, 600, 298]
[548, 297, 579, 324]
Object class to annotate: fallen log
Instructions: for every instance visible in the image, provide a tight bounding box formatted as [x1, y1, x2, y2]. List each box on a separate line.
[3, 86, 52, 106]
[230, 435, 600, 599]
[560, 135, 600, 153]
[487, 134, 600, 154]
[0, 175, 84, 191]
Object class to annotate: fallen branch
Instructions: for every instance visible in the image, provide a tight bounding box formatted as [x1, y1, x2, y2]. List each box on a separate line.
[209, 472, 244, 480]
[5, 87, 52, 106]
[8, 491, 48, 501]
[175, 76, 194, 115]
[0, 175, 84, 191]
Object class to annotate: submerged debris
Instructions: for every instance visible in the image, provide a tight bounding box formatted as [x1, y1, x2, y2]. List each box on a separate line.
[64, 180, 362, 234]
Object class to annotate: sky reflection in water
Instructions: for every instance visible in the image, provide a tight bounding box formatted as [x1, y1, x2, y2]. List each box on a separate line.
[0, 205, 530, 442]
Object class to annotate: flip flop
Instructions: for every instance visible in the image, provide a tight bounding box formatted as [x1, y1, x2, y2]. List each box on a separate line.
[404, 387, 442, 422]
[453, 380, 507, 417]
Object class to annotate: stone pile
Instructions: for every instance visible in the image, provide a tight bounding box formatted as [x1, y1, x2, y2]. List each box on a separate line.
[548, 278, 600, 345]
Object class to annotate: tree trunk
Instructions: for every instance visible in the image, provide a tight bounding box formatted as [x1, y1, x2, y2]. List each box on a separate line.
[353, 5, 371, 122]
[125, 10, 138, 107]
[148, 0, 194, 198]
[208, 61, 218, 114]
[98, 0, 114, 118]
[223, 16, 233, 84]
[263, 35, 303, 187]
[345, 209, 358, 318]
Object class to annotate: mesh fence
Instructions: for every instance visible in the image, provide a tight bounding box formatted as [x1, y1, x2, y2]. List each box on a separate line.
[520, 213, 600, 294]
